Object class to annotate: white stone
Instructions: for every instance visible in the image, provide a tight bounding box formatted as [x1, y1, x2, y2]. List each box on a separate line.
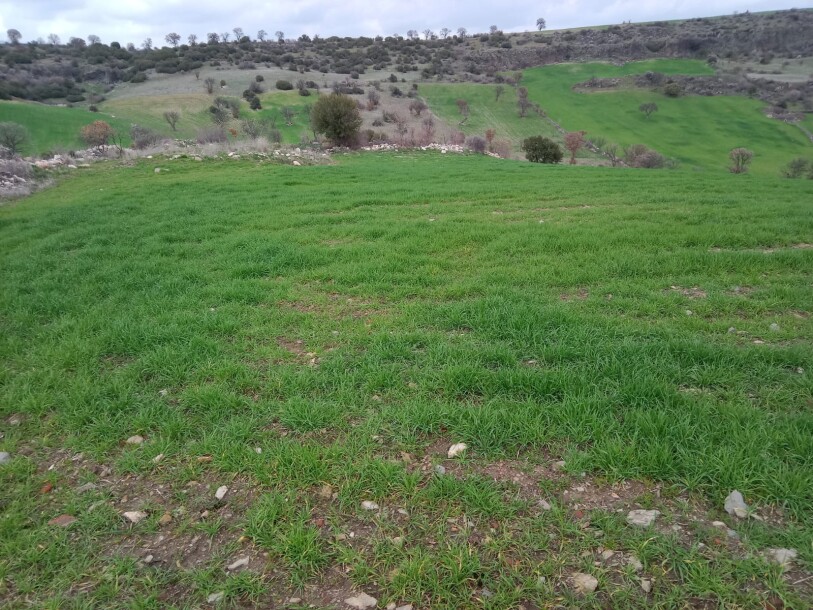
[207, 591, 225, 603]
[126, 435, 144, 445]
[767, 548, 797, 570]
[344, 592, 377, 609]
[724, 490, 748, 518]
[769, 323, 780, 332]
[626, 509, 660, 528]
[628, 555, 643, 571]
[600, 550, 615, 561]
[447, 442, 468, 458]
[123, 510, 147, 524]
[361, 500, 379, 511]
[538, 499, 552, 511]
[571, 572, 598, 594]
[152, 453, 164, 464]
[215, 485, 228, 500]
[0, 451, 10, 464]
[640, 578, 652, 593]
[227, 557, 249, 571]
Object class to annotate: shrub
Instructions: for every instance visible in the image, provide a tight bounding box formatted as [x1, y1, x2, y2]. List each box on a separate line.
[196, 127, 227, 144]
[729, 148, 753, 174]
[241, 118, 269, 139]
[88, 105, 98, 113]
[624, 144, 665, 168]
[466, 136, 487, 154]
[276, 80, 293, 90]
[310, 93, 362, 146]
[130, 124, 162, 149]
[521, 136, 562, 163]
[255, 75, 264, 82]
[781, 158, 809, 178]
[80, 120, 114, 148]
[0, 121, 28, 156]
[663, 82, 681, 97]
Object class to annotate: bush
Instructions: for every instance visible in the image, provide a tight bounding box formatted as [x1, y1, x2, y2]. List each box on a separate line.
[196, 127, 227, 144]
[310, 93, 362, 146]
[276, 80, 293, 90]
[255, 75, 264, 82]
[624, 144, 666, 168]
[781, 158, 809, 178]
[521, 136, 562, 163]
[0, 121, 28, 156]
[729, 148, 753, 174]
[130, 124, 162, 149]
[663, 82, 681, 97]
[466, 136, 487, 154]
[80, 120, 113, 148]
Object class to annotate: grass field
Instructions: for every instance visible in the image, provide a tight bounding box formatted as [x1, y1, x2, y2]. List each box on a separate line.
[0, 101, 135, 156]
[520, 60, 812, 174]
[1, 153, 812, 608]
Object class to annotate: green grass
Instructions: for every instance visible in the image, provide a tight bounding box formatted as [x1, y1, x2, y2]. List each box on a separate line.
[519, 59, 813, 174]
[1, 153, 812, 607]
[0, 101, 134, 155]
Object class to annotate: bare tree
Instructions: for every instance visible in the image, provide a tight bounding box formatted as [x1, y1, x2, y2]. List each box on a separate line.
[489, 25, 499, 34]
[729, 148, 753, 174]
[0, 122, 28, 155]
[275, 31, 284, 43]
[422, 116, 435, 142]
[233, 27, 244, 40]
[455, 99, 469, 117]
[517, 87, 532, 117]
[207, 32, 219, 44]
[422, 29, 433, 40]
[281, 106, 296, 126]
[495, 85, 504, 101]
[394, 114, 408, 142]
[163, 111, 181, 131]
[188, 34, 198, 45]
[220, 32, 230, 43]
[407, 30, 418, 40]
[88, 34, 101, 45]
[457, 27, 467, 37]
[47, 33, 60, 45]
[6, 29, 21, 44]
[564, 131, 586, 164]
[257, 29, 267, 42]
[536, 18, 547, 31]
[165, 32, 181, 47]
[439, 28, 450, 39]
[142, 37, 153, 50]
[204, 77, 216, 94]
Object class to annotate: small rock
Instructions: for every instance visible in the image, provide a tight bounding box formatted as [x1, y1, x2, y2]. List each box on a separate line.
[571, 572, 598, 594]
[552, 460, 566, 471]
[600, 550, 615, 561]
[207, 591, 225, 604]
[640, 578, 652, 593]
[143, 554, 154, 565]
[152, 453, 164, 464]
[0, 451, 11, 464]
[344, 592, 377, 609]
[724, 490, 748, 518]
[361, 500, 379, 511]
[434, 464, 446, 475]
[254, 447, 262, 454]
[154, 168, 161, 174]
[123, 511, 147, 524]
[769, 323, 780, 332]
[197, 455, 213, 463]
[395, 606, 412, 610]
[628, 555, 643, 571]
[447, 442, 468, 458]
[685, 310, 693, 316]
[227, 556, 249, 571]
[288, 598, 302, 604]
[479, 587, 494, 599]
[538, 499, 552, 511]
[767, 548, 797, 570]
[626, 509, 660, 528]
[49, 514, 77, 527]
[158, 512, 172, 526]
[215, 485, 228, 500]
[387, 604, 396, 610]
[728, 327, 736, 333]
[125, 435, 144, 445]
[292, 160, 301, 166]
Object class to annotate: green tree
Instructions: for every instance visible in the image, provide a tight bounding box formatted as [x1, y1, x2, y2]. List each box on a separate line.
[0, 122, 28, 156]
[521, 136, 562, 163]
[311, 93, 362, 146]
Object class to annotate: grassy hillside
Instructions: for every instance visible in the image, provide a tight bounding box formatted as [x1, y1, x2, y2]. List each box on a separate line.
[0, 101, 134, 155]
[520, 60, 812, 174]
[1, 153, 812, 607]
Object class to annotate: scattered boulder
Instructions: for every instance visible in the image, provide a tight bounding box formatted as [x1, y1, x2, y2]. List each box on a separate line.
[434, 464, 446, 476]
[571, 572, 598, 594]
[344, 592, 377, 609]
[447, 442, 468, 458]
[158, 512, 173, 526]
[766, 548, 797, 570]
[724, 490, 748, 518]
[626, 509, 660, 528]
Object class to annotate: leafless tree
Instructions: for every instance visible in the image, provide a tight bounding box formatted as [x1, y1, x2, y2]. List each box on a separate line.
[407, 30, 418, 40]
[233, 27, 244, 40]
[207, 32, 219, 44]
[489, 25, 499, 34]
[47, 33, 60, 45]
[220, 32, 230, 43]
[495, 85, 504, 101]
[639, 102, 658, 118]
[275, 31, 285, 43]
[165, 32, 181, 47]
[142, 37, 153, 50]
[564, 131, 587, 164]
[457, 27, 467, 37]
[163, 111, 181, 131]
[257, 29, 267, 42]
[536, 18, 547, 31]
[729, 148, 753, 174]
[88, 34, 101, 45]
[423, 29, 433, 40]
[439, 28, 450, 39]
[204, 77, 216, 94]
[188, 34, 198, 45]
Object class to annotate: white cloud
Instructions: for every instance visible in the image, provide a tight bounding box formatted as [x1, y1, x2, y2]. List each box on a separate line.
[1, 0, 810, 45]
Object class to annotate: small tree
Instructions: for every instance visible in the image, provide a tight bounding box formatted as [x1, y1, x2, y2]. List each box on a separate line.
[188, 34, 198, 45]
[163, 110, 181, 131]
[7, 29, 22, 44]
[0, 122, 28, 156]
[275, 31, 284, 43]
[80, 121, 114, 149]
[729, 148, 753, 174]
[88, 34, 101, 45]
[639, 102, 658, 118]
[204, 77, 216, 94]
[257, 30, 267, 42]
[563, 131, 586, 164]
[310, 93, 362, 146]
[536, 18, 547, 31]
[495, 85, 504, 101]
[409, 99, 428, 116]
[457, 27, 467, 37]
[517, 87, 531, 118]
[165, 32, 181, 47]
[522, 136, 562, 163]
[466, 136, 487, 154]
[440, 28, 450, 39]
[455, 99, 469, 117]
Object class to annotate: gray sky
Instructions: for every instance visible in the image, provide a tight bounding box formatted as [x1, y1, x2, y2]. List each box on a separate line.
[2, 1, 811, 46]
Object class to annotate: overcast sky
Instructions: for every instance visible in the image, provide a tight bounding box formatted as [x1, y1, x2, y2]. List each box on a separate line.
[2, 1, 811, 46]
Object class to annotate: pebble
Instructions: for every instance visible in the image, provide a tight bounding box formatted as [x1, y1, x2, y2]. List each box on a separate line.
[600, 550, 615, 561]
[626, 509, 660, 528]
[552, 460, 566, 471]
[434, 464, 446, 475]
[0, 451, 10, 464]
[767, 548, 797, 570]
[769, 323, 780, 332]
[123, 510, 148, 524]
[538, 499, 552, 511]
[152, 453, 164, 464]
[728, 327, 736, 333]
[724, 490, 748, 518]
[227, 556, 249, 571]
[158, 512, 173, 526]
[76, 482, 98, 494]
[447, 442, 468, 458]
[344, 592, 377, 609]
[685, 310, 693, 316]
[571, 572, 598, 594]
[49, 514, 77, 527]
[288, 598, 302, 604]
[361, 500, 379, 511]
[143, 554, 154, 565]
[215, 485, 228, 500]
[640, 578, 652, 593]
[395, 605, 413, 610]
[125, 435, 144, 445]
[628, 555, 643, 571]
[207, 591, 225, 604]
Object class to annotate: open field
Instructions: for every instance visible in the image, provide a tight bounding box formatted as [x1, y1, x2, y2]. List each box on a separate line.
[520, 60, 812, 174]
[1, 153, 812, 608]
[0, 101, 135, 156]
